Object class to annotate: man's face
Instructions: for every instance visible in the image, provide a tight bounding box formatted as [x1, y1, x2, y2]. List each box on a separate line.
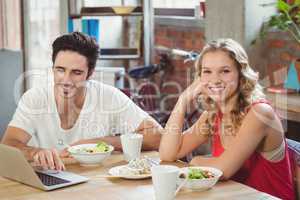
[53, 50, 90, 99]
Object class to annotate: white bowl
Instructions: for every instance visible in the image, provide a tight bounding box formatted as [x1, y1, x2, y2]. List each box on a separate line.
[177, 166, 223, 191]
[68, 143, 114, 166]
[112, 6, 135, 15]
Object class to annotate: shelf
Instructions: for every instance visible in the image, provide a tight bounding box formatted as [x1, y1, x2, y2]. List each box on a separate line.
[99, 55, 140, 60]
[99, 48, 140, 60]
[67, 0, 152, 63]
[154, 8, 194, 17]
[79, 6, 143, 17]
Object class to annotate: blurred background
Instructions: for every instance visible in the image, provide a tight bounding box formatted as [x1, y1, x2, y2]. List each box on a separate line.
[0, 0, 299, 144]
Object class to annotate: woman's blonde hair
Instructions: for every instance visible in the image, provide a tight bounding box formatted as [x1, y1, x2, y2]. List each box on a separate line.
[195, 38, 265, 134]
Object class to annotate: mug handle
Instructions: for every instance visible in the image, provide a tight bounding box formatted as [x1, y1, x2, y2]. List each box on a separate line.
[174, 175, 188, 197]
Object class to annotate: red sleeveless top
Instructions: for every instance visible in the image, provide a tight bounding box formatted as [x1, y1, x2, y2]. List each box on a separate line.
[212, 101, 295, 200]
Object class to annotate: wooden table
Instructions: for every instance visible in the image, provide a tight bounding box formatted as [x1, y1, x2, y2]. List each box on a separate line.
[266, 92, 300, 123]
[0, 151, 279, 200]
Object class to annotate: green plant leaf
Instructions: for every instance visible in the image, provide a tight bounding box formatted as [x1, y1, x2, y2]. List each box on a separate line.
[259, 22, 267, 39]
[256, 0, 300, 45]
[278, 0, 291, 12]
[296, 13, 300, 24]
[268, 14, 291, 31]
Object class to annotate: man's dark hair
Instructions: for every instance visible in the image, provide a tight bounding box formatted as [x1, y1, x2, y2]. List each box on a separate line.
[52, 32, 99, 74]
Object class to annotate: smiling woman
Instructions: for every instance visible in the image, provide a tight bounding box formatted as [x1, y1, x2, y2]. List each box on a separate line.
[199, 50, 240, 107]
[159, 38, 296, 199]
[195, 39, 265, 134]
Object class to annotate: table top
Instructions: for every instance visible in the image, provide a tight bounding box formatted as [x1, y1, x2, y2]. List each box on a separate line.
[0, 151, 278, 200]
[266, 92, 300, 122]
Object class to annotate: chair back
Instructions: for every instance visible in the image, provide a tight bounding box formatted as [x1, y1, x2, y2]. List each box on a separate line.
[287, 139, 300, 199]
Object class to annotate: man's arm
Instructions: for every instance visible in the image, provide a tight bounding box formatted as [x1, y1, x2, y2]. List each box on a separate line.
[135, 118, 162, 151]
[1, 126, 65, 170]
[1, 126, 39, 160]
[68, 118, 162, 153]
[68, 136, 122, 151]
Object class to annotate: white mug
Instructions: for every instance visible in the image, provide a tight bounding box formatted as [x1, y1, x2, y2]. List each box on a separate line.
[151, 165, 180, 200]
[120, 133, 143, 162]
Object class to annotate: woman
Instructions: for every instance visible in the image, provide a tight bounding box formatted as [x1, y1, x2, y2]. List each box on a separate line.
[159, 38, 295, 199]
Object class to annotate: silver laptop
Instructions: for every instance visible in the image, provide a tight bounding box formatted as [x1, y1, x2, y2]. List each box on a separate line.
[0, 144, 89, 191]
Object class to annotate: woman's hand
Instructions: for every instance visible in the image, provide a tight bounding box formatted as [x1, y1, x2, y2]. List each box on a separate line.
[180, 77, 204, 105]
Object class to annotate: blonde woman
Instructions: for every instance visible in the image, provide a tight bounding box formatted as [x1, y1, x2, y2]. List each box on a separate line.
[159, 38, 295, 199]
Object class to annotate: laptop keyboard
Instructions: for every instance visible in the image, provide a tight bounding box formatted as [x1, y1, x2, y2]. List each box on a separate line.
[36, 172, 70, 186]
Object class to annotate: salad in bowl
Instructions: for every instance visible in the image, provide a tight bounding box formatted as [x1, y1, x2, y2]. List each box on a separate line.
[177, 166, 223, 191]
[68, 142, 114, 165]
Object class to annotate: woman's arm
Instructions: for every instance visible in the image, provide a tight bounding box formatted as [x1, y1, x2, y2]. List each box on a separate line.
[190, 103, 279, 179]
[159, 78, 209, 161]
[176, 111, 210, 159]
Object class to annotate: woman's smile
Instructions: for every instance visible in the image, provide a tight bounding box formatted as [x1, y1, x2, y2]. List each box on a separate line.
[208, 85, 226, 93]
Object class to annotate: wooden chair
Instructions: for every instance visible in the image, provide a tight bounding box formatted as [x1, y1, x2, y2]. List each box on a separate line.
[287, 139, 300, 199]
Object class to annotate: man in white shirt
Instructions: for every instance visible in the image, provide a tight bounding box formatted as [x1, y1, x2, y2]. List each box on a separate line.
[1, 32, 161, 171]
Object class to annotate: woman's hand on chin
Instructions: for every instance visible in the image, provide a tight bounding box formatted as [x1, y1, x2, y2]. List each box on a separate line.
[180, 77, 204, 104]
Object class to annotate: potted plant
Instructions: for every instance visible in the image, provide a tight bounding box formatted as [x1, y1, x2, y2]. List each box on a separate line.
[261, 0, 300, 92]
[260, 0, 300, 43]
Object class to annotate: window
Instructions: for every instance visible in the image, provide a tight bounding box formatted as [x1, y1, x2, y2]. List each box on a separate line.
[0, 0, 21, 50]
[23, 0, 60, 88]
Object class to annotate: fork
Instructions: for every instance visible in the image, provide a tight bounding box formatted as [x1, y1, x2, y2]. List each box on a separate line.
[144, 156, 160, 166]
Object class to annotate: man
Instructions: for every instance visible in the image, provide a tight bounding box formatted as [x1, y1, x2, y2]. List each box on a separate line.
[1, 32, 161, 171]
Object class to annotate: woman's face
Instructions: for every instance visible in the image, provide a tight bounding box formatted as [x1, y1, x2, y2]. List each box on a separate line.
[200, 50, 240, 105]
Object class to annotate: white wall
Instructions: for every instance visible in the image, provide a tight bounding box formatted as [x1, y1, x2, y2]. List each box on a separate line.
[205, 0, 277, 47]
[23, 0, 60, 89]
[0, 50, 23, 138]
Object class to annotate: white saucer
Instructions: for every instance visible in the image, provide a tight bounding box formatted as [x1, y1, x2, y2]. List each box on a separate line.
[108, 165, 151, 180]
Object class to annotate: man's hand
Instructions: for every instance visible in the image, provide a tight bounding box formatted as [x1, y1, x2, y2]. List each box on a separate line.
[33, 148, 65, 171]
[2, 127, 66, 170]
[58, 139, 87, 158]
